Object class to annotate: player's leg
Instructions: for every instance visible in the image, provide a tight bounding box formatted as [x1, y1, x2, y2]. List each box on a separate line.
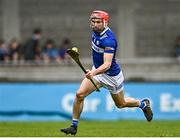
[110, 90, 140, 108]
[73, 78, 101, 119]
[111, 90, 140, 108]
[61, 78, 101, 135]
[111, 90, 153, 121]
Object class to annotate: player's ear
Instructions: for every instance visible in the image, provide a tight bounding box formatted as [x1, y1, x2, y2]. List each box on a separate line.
[89, 19, 92, 28]
[90, 23, 93, 28]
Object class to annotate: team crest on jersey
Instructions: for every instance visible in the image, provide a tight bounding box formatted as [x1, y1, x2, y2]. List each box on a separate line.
[96, 40, 99, 45]
[92, 41, 104, 53]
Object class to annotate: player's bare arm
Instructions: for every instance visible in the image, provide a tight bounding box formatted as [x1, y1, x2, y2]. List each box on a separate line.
[85, 52, 113, 79]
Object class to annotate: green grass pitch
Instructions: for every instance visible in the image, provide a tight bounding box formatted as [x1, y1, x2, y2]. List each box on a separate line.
[0, 120, 180, 137]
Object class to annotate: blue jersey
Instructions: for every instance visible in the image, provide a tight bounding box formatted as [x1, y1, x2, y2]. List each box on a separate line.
[91, 27, 121, 76]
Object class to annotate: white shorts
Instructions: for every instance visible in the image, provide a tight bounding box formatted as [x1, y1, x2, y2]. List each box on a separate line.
[93, 68, 124, 94]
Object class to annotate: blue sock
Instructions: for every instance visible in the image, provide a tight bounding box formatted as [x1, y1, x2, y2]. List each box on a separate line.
[71, 119, 79, 128]
[139, 100, 146, 109]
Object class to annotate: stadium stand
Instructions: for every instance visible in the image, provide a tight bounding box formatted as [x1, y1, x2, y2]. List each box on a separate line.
[0, 58, 180, 82]
[135, 0, 180, 57]
[19, 0, 118, 57]
[0, 0, 180, 82]
[0, 0, 2, 37]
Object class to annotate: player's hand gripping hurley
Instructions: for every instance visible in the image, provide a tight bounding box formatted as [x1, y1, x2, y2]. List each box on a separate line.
[67, 48, 100, 92]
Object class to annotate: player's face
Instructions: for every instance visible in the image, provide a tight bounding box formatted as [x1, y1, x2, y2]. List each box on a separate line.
[90, 18, 104, 32]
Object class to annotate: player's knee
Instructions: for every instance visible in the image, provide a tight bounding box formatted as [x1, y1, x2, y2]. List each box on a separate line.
[76, 91, 85, 101]
[115, 102, 126, 109]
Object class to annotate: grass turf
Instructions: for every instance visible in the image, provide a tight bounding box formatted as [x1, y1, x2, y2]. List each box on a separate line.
[0, 120, 180, 137]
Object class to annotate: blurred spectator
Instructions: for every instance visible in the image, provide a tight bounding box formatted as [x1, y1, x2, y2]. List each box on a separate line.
[8, 38, 21, 64]
[0, 39, 9, 63]
[42, 39, 60, 64]
[175, 36, 180, 62]
[22, 28, 42, 63]
[58, 38, 71, 63]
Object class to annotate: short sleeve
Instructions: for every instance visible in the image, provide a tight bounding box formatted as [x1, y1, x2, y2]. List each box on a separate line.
[102, 39, 116, 53]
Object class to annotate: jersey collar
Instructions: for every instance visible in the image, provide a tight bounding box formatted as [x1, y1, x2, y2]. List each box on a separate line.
[100, 27, 109, 36]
